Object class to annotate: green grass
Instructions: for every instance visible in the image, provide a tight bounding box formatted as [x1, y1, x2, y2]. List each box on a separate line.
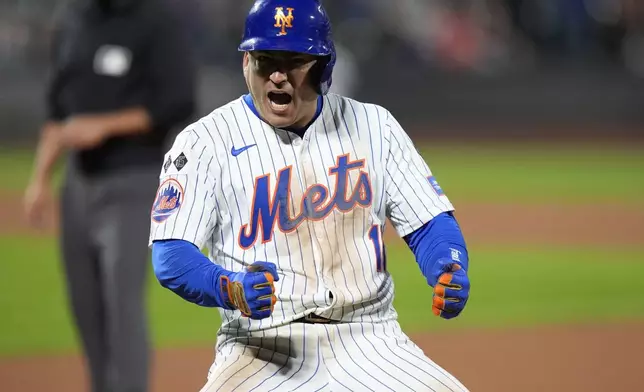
[2, 143, 643, 204]
[390, 244, 644, 330]
[0, 148, 65, 192]
[418, 143, 644, 204]
[2, 235, 643, 357]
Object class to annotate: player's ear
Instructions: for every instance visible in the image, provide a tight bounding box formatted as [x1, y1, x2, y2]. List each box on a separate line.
[243, 52, 250, 75]
[242, 52, 252, 91]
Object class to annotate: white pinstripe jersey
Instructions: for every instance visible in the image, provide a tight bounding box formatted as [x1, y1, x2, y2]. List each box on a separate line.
[149, 93, 454, 333]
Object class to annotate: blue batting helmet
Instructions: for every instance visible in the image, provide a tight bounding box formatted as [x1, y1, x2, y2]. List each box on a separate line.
[238, 0, 336, 95]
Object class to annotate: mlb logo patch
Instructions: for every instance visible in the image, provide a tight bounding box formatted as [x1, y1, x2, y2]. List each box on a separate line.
[151, 179, 183, 223]
[427, 176, 445, 196]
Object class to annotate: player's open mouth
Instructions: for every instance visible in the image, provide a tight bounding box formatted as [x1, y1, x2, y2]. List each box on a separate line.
[268, 92, 292, 113]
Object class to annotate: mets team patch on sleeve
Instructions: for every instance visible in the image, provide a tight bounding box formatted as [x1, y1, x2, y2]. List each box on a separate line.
[151, 178, 184, 223]
[427, 176, 445, 196]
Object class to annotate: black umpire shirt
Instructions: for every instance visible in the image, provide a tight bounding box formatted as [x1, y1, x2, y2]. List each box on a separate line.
[47, 0, 197, 175]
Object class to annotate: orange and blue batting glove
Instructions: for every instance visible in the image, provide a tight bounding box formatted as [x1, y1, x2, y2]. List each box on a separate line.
[219, 261, 279, 320]
[403, 212, 470, 320]
[428, 258, 470, 319]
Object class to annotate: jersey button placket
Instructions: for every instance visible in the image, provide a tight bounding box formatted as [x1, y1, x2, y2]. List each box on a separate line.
[296, 133, 327, 300]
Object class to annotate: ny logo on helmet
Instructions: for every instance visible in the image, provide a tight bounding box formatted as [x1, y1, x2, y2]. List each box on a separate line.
[274, 7, 294, 36]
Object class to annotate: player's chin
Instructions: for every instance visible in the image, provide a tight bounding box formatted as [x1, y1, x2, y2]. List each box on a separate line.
[264, 109, 297, 129]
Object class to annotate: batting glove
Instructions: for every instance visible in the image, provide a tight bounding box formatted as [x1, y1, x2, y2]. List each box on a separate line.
[429, 258, 470, 319]
[219, 261, 279, 320]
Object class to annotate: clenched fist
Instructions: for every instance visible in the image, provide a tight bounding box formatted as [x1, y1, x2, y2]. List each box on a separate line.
[219, 261, 279, 320]
[429, 259, 470, 319]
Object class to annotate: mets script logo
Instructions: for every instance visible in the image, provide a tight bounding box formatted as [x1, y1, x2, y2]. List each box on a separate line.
[274, 7, 294, 36]
[151, 179, 183, 223]
[239, 154, 372, 249]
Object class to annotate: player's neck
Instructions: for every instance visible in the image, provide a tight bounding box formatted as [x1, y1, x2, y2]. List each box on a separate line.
[287, 96, 323, 134]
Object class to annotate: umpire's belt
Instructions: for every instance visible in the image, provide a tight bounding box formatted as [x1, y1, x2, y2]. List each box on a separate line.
[294, 313, 340, 324]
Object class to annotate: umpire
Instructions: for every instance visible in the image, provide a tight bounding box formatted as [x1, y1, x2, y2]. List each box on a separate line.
[23, 0, 197, 391]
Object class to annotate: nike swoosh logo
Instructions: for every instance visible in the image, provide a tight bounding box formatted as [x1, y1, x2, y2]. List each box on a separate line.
[231, 144, 257, 157]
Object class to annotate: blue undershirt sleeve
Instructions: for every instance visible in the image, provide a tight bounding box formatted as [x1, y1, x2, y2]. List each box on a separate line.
[151, 239, 228, 308]
[152, 216, 467, 305]
[403, 211, 469, 287]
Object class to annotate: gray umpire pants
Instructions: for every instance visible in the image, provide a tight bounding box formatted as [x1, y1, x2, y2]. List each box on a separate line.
[59, 161, 159, 392]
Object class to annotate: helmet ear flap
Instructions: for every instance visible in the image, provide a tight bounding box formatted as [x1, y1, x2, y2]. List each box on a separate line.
[309, 55, 330, 95]
[315, 42, 336, 95]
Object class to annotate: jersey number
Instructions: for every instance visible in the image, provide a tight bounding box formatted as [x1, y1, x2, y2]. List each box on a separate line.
[369, 224, 387, 272]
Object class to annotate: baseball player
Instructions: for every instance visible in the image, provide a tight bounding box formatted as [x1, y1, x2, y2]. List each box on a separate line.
[149, 1, 471, 391]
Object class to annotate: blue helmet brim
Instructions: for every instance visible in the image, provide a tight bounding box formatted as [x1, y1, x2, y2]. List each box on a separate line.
[238, 37, 332, 57]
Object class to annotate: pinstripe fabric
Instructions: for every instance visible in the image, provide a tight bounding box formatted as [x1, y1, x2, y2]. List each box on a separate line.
[148, 94, 465, 391]
[199, 321, 468, 392]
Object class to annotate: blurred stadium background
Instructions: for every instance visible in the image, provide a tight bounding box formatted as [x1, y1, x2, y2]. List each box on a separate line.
[2, 0, 644, 140]
[1, 1, 643, 391]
